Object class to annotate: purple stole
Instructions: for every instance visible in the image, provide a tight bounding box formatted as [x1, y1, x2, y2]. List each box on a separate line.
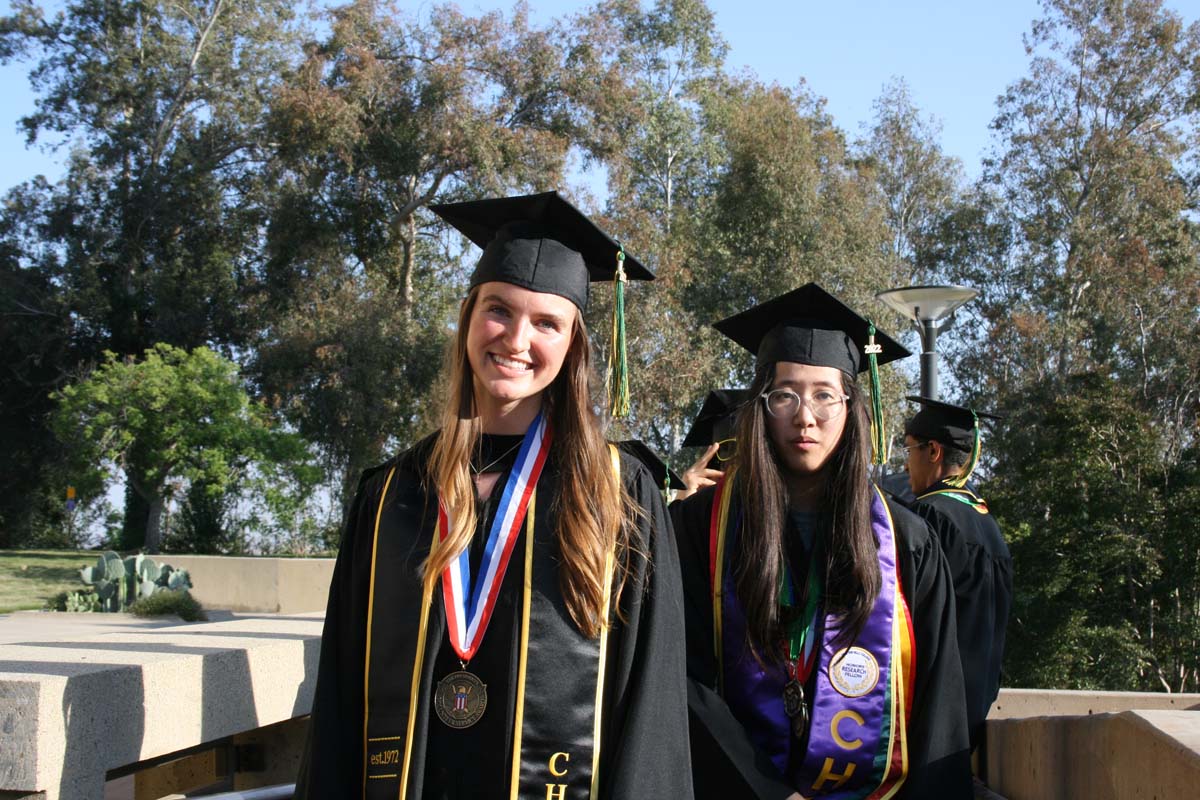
[708, 475, 914, 798]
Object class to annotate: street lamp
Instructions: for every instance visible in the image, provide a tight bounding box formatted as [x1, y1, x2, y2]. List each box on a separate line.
[875, 284, 978, 400]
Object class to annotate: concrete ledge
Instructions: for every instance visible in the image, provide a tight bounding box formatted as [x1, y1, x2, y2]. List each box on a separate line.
[0, 613, 322, 800]
[161, 556, 334, 614]
[986, 710, 1200, 800]
[989, 687, 1200, 719]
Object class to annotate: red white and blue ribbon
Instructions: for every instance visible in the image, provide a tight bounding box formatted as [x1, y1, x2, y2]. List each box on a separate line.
[439, 410, 551, 662]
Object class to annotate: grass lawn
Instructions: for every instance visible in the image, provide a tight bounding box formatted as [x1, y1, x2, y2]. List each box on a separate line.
[0, 549, 93, 613]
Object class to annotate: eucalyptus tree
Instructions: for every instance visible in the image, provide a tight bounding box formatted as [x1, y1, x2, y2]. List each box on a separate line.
[1, 0, 306, 544]
[257, 0, 610, 523]
[970, 0, 1200, 691]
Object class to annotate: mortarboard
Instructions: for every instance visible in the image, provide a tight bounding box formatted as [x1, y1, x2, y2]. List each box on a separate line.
[713, 283, 909, 373]
[428, 191, 653, 311]
[617, 440, 686, 492]
[904, 396, 1003, 488]
[429, 190, 652, 417]
[682, 389, 749, 448]
[712, 282, 911, 463]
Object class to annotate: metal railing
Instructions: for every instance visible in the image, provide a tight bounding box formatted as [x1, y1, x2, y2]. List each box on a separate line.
[189, 784, 295, 799]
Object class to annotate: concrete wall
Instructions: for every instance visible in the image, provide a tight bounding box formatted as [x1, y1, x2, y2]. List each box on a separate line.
[986, 710, 1200, 800]
[984, 690, 1200, 800]
[0, 612, 322, 800]
[989, 687, 1200, 718]
[162, 556, 334, 614]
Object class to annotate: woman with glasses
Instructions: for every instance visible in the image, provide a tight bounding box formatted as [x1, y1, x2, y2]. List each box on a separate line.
[671, 284, 972, 799]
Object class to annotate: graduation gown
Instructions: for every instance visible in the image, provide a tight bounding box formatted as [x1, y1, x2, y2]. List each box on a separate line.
[908, 480, 1012, 750]
[671, 484, 973, 799]
[296, 433, 693, 799]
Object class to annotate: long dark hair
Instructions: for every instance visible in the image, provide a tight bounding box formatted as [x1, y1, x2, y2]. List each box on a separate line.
[730, 362, 881, 662]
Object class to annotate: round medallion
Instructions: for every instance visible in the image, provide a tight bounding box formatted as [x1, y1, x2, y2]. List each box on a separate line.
[829, 646, 880, 698]
[434, 670, 488, 729]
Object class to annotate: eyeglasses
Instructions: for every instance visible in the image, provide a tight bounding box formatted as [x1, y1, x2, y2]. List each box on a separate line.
[715, 438, 737, 462]
[760, 388, 850, 420]
[902, 441, 931, 458]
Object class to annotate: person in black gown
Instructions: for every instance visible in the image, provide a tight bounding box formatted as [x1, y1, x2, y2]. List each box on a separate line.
[296, 191, 693, 800]
[671, 284, 973, 799]
[677, 389, 748, 502]
[903, 396, 1012, 752]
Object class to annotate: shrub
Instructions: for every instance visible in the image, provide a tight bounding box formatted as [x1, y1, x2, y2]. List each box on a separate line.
[128, 590, 205, 622]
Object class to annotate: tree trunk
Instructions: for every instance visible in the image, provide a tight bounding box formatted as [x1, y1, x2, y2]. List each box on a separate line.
[120, 481, 150, 551]
[143, 494, 166, 554]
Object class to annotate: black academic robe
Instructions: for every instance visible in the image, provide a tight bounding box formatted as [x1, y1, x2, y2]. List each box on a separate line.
[908, 480, 1012, 750]
[296, 434, 693, 799]
[671, 484, 973, 800]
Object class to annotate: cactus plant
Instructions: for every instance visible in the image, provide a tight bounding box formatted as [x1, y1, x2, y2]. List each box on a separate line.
[76, 551, 195, 613]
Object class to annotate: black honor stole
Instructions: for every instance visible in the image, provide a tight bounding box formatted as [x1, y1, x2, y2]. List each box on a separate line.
[361, 448, 620, 799]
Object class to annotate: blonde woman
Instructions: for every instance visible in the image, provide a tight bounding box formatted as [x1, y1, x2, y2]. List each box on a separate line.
[297, 193, 692, 799]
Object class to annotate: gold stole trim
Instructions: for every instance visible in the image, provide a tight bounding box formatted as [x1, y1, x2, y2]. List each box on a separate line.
[397, 509, 440, 799]
[916, 487, 983, 503]
[711, 473, 735, 694]
[589, 446, 620, 799]
[362, 466, 397, 798]
[508, 492, 538, 799]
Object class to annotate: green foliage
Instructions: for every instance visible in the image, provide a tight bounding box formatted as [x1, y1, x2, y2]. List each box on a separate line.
[128, 590, 205, 622]
[51, 344, 318, 551]
[61, 589, 101, 613]
[3, 0, 1200, 693]
[956, 0, 1200, 691]
[0, 0, 305, 546]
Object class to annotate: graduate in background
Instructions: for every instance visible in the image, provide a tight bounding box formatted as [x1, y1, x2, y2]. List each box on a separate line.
[903, 397, 1012, 752]
[296, 192, 693, 800]
[671, 284, 973, 799]
[616, 439, 687, 500]
[677, 389, 748, 501]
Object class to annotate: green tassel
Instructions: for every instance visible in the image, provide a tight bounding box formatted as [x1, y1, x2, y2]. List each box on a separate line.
[865, 322, 886, 465]
[948, 411, 981, 488]
[608, 247, 630, 419]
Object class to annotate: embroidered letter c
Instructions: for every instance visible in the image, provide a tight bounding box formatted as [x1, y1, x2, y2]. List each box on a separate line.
[831, 710, 866, 750]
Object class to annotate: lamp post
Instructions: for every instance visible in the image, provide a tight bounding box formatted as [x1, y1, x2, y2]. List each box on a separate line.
[875, 284, 978, 400]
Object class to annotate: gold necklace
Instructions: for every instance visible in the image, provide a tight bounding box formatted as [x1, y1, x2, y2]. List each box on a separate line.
[471, 440, 522, 475]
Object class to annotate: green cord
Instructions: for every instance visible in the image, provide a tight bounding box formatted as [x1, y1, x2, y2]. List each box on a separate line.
[608, 248, 630, 419]
[866, 322, 886, 465]
[948, 411, 981, 488]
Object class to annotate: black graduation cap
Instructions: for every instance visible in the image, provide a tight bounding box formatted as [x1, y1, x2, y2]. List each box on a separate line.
[712, 282, 910, 373]
[617, 440, 686, 491]
[682, 389, 748, 448]
[428, 191, 654, 310]
[904, 396, 1002, 453]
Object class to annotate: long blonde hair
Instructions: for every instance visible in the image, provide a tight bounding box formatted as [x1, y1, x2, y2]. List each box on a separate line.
[424, 286, 636, 637]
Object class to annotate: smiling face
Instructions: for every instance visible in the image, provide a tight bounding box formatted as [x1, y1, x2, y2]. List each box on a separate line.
[465, 281, 577, 428]
[763, 362, 850, 477]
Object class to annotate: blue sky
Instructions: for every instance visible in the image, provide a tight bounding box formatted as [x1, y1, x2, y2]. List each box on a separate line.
[2, 0, 1197, 192]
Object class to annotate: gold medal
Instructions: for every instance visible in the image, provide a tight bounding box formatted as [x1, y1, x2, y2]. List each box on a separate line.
[434, 670, 488, 729]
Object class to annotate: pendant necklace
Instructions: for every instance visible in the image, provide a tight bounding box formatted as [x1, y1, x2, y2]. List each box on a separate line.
[471, 439, 523, 475]
[780, 558, 821, 740]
